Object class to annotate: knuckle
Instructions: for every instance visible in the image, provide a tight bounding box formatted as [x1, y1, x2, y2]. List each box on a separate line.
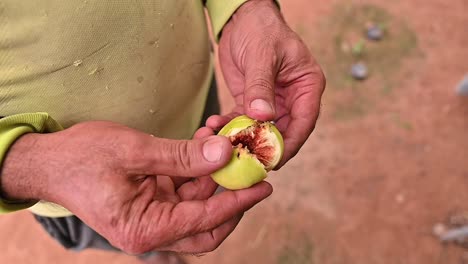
[122, 135, 148, 166]
[173, 141, 192, 172]
[202, 204, 217, 230]
[231, 192, 243, 211]
[247, 77, 274, 93]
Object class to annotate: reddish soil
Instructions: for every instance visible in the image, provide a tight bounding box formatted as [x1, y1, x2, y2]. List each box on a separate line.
[1, 0, 467, 263]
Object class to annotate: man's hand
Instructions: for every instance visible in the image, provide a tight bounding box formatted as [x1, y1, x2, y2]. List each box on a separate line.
[207, 0, 326, 168]
[1, 122, 273, 255]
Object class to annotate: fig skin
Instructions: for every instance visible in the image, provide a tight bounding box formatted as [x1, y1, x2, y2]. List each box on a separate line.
[211, 115, 284, 190]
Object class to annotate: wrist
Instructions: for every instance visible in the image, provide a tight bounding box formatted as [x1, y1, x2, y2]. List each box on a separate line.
[233, 0, 281, 19]
[1, 133, 48, 202]
[222, 0, 284, 37]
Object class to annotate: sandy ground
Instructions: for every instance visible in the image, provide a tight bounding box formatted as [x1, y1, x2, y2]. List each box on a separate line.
[1, 0, 467, 263]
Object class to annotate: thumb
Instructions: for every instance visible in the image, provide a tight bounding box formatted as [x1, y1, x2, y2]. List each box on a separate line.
[243, 48, 278, 121]
[141, 136, 233, 177]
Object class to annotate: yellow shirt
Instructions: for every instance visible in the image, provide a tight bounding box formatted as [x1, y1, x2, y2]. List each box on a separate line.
[0, 0, 249, 217]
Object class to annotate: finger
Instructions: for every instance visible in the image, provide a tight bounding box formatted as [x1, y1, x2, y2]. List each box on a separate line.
[157, 214, 243, 254]
[133, 136, 233, 177]
[193, 127, 215, 139]
[168, 182, 272, 238]
[154, 176, 180, 204]
[176, 175, 218, 201]
[171, 127, 217, 188]
[205, 113, 240, 131]
[277, 69, 326, 168]
[170, 176, 190, 190]
[143, 181, 272, 250]
[243, 48, 280, 121]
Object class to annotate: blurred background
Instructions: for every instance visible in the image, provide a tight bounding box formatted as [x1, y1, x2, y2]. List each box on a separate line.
[1, 0, 467, 263]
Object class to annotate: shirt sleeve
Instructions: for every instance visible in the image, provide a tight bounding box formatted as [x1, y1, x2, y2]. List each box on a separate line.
[205, 0, 249, 41]
[0, 113, 63, 214]
[205, 0, 281, 42]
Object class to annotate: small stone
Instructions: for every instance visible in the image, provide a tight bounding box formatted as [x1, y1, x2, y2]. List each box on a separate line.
[449, 211, 468, 226]
[440, 226, 468, 243]
[433, 223, 447, 237]
[367, 25, 384, 41]
[350, 63, 369, 80]
[341, 42, 351, 53]
[456, 75, 468, 96]
[395, 193, 405, 203]
[149, 109, 155, 114]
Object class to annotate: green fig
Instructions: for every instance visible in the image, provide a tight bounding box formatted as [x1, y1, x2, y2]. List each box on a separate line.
[211, 115, 284, 190]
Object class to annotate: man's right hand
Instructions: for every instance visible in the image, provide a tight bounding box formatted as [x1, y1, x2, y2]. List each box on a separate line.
[0, 121, 273, 255]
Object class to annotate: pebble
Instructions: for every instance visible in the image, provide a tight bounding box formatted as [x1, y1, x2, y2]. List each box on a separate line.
[433, 223, 447, 237]
[440, 226, 468, 243]
[367, 25, 384, 41]
[350, 63, 369, 80]
[395, 193, 405, 203]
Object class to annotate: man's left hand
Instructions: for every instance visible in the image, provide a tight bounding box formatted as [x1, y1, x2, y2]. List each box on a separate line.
[207, 0, 326, 168]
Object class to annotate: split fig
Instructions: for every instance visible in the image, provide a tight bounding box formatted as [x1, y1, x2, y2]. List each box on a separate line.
[211, 115, 284, 190]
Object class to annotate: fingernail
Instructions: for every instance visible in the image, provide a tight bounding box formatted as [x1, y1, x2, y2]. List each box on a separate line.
[203, 136, 224, 162]
[250, 99, 273, 114]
